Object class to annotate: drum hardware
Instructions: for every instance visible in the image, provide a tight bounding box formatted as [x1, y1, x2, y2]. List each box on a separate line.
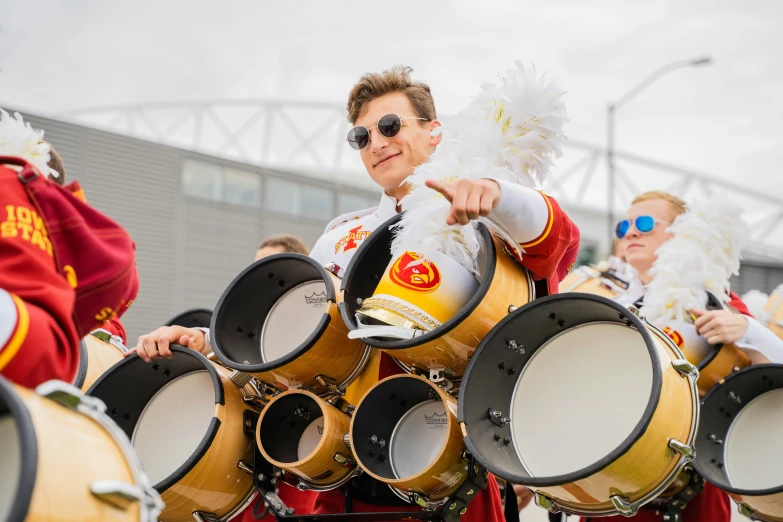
[91, 328, 129, 352]
[36, 380, 165, 519]
[645, 466, 706, 522]
[341, 213, 535, 379]
[460, 294, 701, 517]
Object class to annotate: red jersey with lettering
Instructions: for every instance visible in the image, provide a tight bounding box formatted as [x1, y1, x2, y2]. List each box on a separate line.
[0, 165, 80, 386]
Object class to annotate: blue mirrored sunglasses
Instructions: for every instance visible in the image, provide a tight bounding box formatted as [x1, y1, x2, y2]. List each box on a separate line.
[615, 215, 670, 239]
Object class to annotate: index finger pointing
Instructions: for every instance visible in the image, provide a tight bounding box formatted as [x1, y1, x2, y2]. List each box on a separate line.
[425, 179, 454, 202]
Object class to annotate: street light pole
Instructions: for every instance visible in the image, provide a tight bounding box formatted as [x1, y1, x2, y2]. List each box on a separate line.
[606, 56, 712, 248]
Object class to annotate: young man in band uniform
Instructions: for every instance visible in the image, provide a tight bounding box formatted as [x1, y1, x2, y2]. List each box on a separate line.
[580, 190, 783, 522]
[131, 66, 581, 521]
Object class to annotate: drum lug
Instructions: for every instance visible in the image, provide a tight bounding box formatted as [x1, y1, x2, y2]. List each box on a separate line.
[671, 359, 699, 377]
[738, 503, 758, 520]
[668, 439, 696, 459]
[487, 408, 511, 428]
[610, 494, 638, 517]
[237, 460, 254, 475]
[36, 380, 107, 413]
[192, 511, 218, 522]
[229, 370, 253, 388]
[90, 481, 152, 510]
[242, 394, 268, 410]
[627, 305, 644, 319]
[508, 305, 518, 314]
[534, 492, 559, 512]
[333, 452, 357, 470]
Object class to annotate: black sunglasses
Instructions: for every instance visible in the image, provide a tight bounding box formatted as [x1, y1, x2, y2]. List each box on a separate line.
[346, 113, 428, 150]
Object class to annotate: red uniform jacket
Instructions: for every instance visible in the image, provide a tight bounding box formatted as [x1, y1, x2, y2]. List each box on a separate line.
[0, 165, 80, 386]
[239, 199, 579, 522]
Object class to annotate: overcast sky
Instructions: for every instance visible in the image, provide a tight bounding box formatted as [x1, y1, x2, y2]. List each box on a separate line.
[1, 0, 781, 198]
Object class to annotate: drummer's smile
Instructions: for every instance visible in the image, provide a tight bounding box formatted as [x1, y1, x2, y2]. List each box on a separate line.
[374, 152, 401, 167]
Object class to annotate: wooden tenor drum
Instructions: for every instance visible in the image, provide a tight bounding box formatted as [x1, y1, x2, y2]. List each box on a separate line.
[256, 389, 357, 491]
[559, 257, 633, 299]
[459, 294, 699, 517]
[0, 376, 162, 522]
[340, 213, 534, 380]
[694, 364, 783, 522]
[349, 374, 467, 505]
[87, 346, 258, 522]
[211, 253, 370, 396]
[73, 331, 125, 392]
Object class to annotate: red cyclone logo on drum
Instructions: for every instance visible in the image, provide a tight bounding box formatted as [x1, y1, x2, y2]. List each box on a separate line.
[663, 326, 684, 348]
[389, 252, 441, 293]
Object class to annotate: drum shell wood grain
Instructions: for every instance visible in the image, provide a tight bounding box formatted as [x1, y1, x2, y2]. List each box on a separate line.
[256, 389, 353, 486]
[14, 384, 140, 522]
[380, 236, 532, 377]
[251, 271, 368, 391]
[77, 335, 124, 392]
[696, 343, 750, 397]
[351, 374, 466, 500]
[157, 362, 255, 522]
[559, 270, 619, 299]
[531, 326, 696, 513]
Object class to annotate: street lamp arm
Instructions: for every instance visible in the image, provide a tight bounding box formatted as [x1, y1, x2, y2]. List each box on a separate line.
[612, 56, 712, 110]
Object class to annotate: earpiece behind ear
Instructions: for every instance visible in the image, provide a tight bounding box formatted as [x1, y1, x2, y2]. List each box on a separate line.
[430, 127, 443, 137]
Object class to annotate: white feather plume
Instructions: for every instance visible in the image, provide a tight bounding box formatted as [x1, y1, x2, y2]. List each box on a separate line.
[391, 62, 567, 274]
[0, 109, 58, 178]
[742, 290, 769, 320]
[641, 193, 748, 324]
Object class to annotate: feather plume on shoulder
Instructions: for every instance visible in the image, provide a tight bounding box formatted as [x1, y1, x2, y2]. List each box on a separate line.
[391, 62, 567, 275]
[0, 109, 57, 178]
[641, 193, 748, 324]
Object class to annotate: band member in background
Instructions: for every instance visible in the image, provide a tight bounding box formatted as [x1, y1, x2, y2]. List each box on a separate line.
[255, 234, 310, 260]
[1, 111, 139, 387]
[131, 65, 580, 522]
[582, 190, 783, 522]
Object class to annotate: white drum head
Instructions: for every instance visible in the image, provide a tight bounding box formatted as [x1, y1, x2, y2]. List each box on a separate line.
[389, 400, 448, 479]
[261, 281, 328, 363]
[725, 388, 783, 490]
[511, 322, 653, 477]
[132, 371, 215, 485]
[0, 416, 21, 522]
[297, 416, 325, 461]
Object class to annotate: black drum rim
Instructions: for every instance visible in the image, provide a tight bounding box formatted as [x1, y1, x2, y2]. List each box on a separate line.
[458, 293, 665, 487]
[339, 212, 499, 350]
[694, 292, 731, 371]
[86, 346, 224, 493]
[211, 253, 335, 373]
[0, 376, 38, 522]
[165, 308, 214, 329]
[694, 364, 783, 496]
[71, 338, 89, 389]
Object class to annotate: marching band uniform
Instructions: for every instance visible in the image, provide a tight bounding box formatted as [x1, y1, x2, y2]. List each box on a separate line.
[235, 180, 580, 522]
[0, 162, 82, 387]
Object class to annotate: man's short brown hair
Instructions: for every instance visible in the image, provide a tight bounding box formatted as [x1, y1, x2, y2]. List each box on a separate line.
[347, 65, 436, 125]
[258, 235, 309, 255]
[631, 190, 687, 221]
[47, 142, 67, 185]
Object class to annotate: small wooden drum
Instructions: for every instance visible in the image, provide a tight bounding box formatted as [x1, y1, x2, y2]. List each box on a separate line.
[459, 294, 700, 517]
[165, 308, 213, 329]
[760, 285, 783, 341]
[349, 374, 466, 504]
[694, 364, 783, 522]
[559, 261, 631, 299]
[211, 253, 371, 395]
[340, 213, 534, 380]
[0, 376, 163, 522]
[73, 332, 125, 392]
[87, 346, 258, 522]
[256, 389, 357, 490]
